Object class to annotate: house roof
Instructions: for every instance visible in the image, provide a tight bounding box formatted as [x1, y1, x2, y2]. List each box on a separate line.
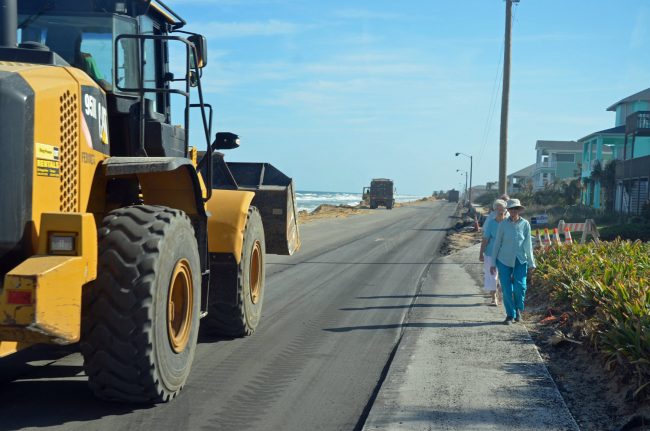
[508, 163, 535, 178]
[535, 140, 582, 152]
[607, 88, 650, 111]
[577, 125, 625, 143]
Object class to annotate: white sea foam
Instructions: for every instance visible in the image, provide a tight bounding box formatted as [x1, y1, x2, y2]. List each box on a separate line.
[295, 191, 426, 212]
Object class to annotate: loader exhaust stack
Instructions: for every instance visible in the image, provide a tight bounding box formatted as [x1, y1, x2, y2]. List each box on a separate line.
[0, 0, 17, 48]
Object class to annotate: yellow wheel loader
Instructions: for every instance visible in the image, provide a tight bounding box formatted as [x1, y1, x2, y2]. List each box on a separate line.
[0, 0, 300, 403]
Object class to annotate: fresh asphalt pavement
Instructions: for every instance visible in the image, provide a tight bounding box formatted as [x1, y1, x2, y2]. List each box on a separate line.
[0, 201, 457, 431]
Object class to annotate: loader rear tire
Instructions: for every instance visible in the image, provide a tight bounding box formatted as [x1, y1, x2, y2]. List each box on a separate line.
[80, 205, 201, 403]
[203, 207, 266, 337]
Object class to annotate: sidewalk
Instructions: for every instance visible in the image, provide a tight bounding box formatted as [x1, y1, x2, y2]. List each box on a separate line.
[362, 244, 579, 431]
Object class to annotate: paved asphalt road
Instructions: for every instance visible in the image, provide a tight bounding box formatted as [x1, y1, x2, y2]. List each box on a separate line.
[0, 201, 457, 431]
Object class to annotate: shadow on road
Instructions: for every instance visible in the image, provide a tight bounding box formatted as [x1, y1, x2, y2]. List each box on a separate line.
[270, 261, 476, 266]
[356, 294, 483, 299]
[0, 379, 146, 430]
[324, 321, 503, 332]
[340, 303, 485, 311]
[0, 347, 148, 430]
[0, 331, 233, 430]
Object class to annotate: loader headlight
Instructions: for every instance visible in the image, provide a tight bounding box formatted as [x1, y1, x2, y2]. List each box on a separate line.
[49, 233, 76, 255]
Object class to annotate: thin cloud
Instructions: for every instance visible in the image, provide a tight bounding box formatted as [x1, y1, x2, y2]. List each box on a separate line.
[196, 20, 311, 38]
[630, 7, 649, 49]
[166, 0, 286, 5]
[334, 8, 402, 20]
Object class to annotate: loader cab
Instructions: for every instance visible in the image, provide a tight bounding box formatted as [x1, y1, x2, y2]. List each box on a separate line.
[16, 0, 210, 159]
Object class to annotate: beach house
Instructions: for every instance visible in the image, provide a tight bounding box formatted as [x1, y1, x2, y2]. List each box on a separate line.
[579, 88, 650, 213]
[531, 141, 582, 191]
[506, 163, 535, 196]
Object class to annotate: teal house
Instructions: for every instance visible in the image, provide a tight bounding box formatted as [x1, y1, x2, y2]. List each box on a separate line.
[580, 88, 650, 211]
[532, 141, 582, 191]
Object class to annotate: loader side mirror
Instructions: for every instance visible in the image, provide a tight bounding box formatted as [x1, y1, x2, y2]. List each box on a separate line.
[213, 132, 240, 150]
[188, 34, 208, 68]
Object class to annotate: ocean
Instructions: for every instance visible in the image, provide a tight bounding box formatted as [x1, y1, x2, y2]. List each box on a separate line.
[295, 191, 427, 212]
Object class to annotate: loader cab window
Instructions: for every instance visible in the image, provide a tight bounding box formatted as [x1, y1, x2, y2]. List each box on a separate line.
[139, 15, 166, 116]
[17, 14, 139, 92]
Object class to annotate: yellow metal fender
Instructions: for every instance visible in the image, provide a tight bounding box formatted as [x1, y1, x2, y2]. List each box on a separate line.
[0, 213, 97, 345]
[206, 189, 255, 263]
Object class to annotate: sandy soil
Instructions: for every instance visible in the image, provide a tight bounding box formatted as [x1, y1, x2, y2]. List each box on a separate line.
[297, 197, 436, 224]
[441, 210, 650, 431]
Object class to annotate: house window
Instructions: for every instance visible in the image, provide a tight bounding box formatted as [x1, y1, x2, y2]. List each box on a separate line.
[556, 153, 575, 163]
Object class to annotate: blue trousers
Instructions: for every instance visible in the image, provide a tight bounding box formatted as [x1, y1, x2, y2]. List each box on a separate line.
[496, 259, 528, 319]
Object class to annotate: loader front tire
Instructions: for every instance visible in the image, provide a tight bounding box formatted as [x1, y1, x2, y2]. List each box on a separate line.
[81, 205, 201, 403]
[203, 207, 266, 337]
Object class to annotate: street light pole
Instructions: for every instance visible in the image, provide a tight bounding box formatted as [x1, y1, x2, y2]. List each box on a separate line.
[469, 155, 473, 204]
[457, 169, 468, 201]
[455, 152, 473, 205]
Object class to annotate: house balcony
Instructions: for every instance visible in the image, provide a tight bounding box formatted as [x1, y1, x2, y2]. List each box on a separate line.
[625, 111, 650, 136]
[534, 162, 556, 174]
[615, 154, 650, 180]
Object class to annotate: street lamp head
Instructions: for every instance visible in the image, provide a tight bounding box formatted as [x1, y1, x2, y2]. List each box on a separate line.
[455, 152, 460, 156]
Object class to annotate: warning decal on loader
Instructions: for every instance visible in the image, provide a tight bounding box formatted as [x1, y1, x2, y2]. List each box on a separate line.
[36, 158, 60, 177]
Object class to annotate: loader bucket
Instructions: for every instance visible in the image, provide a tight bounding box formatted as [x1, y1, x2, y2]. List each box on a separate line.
[226, 162, 300, 255]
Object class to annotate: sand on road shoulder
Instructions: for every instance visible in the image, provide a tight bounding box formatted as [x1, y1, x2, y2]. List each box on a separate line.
[298, 197, 436, 224]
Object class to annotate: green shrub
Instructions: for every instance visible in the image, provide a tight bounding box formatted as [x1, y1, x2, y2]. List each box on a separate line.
[600, 224, 650, 242]
[532, 241, 650, 398]
[532, 189, 565, 206]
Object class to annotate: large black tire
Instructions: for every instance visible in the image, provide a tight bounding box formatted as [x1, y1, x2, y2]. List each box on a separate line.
[80, 205, 201, 403]
[203, 207, 266, 337]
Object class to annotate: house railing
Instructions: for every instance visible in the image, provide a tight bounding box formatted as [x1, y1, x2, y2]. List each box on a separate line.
[625, 111, 650, 135]
[616, 154, 650, 179]
[536, 161, 557, 169]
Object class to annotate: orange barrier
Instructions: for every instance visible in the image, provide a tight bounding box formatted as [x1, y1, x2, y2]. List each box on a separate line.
[553, 228, 561, 246]
[557, 219, 599, 244]
[564, 227, 573, 245]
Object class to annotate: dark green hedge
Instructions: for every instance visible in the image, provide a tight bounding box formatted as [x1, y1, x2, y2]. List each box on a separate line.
[600, 223, 650, 242]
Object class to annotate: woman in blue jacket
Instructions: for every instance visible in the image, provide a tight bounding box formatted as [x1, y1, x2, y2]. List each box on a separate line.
[490, 199, 536, 325]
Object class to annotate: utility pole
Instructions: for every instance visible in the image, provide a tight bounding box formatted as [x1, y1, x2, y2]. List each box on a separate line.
[455, 152, 473, 204]
[498, 0, 518, 195]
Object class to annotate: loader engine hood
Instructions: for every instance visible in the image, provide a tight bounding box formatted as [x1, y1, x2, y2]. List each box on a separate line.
[0, 69, 34, 274]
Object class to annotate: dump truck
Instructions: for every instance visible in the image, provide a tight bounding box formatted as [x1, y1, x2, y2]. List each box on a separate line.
[363, 178, 395, 209]
[0, 0, 300, 403]
[448, 189, 460, 203]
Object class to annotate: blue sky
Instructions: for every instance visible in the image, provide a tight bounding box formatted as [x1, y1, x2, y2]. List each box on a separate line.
[165, 0, 650, 195]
